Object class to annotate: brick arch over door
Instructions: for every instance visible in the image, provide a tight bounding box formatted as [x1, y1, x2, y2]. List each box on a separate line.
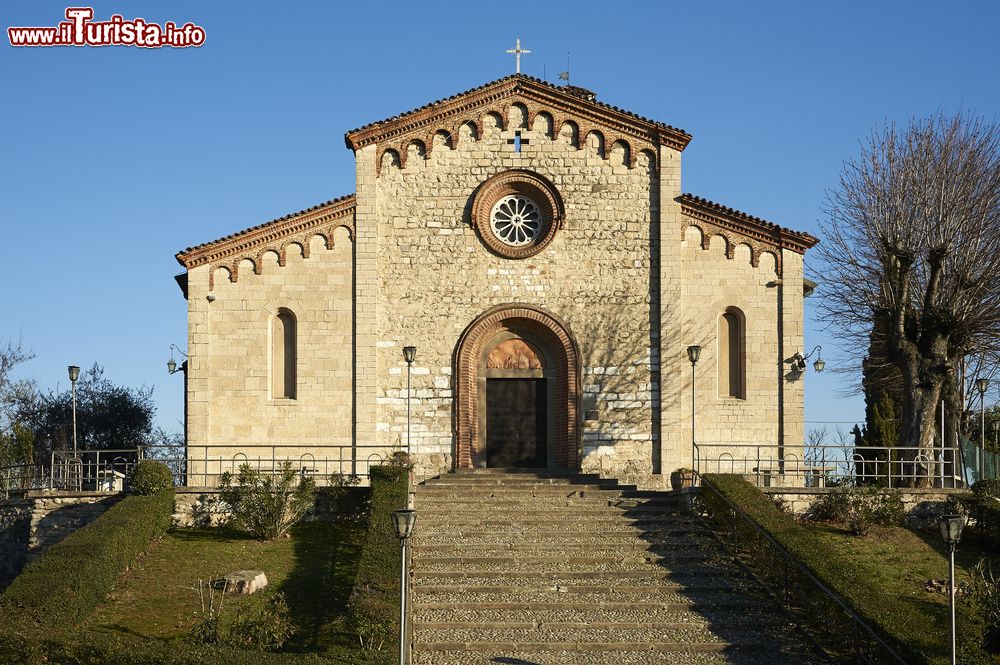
[454, 304, 581, 469]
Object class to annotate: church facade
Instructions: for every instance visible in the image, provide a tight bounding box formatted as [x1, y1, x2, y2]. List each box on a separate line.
[174, 75, 818, 485]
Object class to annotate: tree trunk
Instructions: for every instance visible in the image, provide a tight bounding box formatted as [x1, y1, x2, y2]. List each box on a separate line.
[897, 378, 942, 487]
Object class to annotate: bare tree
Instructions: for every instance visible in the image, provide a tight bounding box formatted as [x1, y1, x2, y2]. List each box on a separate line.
[819, 113, 1000, 486]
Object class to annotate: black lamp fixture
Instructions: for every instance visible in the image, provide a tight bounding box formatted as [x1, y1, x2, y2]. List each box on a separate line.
[167, 344, 188, 375]
[686, 345, 701, 365]
[791, 346, 825, 373]
[686, 346, 701, 477]
[68, 365, 80, 456]
[939, 513, 965, 665]
[392, 508, 417, 542]
[976, 377, 990, 396]
[392, 508, 416, 665]
[403, 346, 417, 365]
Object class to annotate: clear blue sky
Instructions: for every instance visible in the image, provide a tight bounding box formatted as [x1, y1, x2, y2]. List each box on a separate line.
[3, 1, 998, 439]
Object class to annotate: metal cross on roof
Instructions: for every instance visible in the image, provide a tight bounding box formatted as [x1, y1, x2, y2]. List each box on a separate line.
[506, 38, 531, 74]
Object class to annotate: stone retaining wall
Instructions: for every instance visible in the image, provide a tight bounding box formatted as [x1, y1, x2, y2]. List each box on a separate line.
[762, 487, 968, 528]
[0, 491, 120, 588]
[172, 486, 369, 527]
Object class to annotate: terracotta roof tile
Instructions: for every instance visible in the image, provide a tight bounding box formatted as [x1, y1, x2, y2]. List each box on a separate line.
[345, 74, 691, 151]
[678, 193, 819, 253]
[175, 193, 355, 268]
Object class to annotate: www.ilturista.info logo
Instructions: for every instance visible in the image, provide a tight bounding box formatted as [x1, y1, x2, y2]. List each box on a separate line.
[8, 7, 205, 48]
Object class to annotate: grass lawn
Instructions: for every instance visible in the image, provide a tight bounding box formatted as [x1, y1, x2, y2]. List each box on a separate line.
[87, 520, 365, 654]
[703, 476, 1000, 663]
[793, 522, 999, 661]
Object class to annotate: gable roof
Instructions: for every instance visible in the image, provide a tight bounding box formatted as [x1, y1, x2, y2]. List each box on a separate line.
[344, 74, 693, 153]
[677, 193, 819, 255]
[175, 194, 356, 270]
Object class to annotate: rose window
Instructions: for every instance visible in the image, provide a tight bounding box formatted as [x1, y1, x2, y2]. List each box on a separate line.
[490, 195, 542, 246]
[470, 170, 564, 259]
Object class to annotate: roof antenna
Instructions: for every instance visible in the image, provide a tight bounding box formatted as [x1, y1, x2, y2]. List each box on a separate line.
[558, 51, 570, 85]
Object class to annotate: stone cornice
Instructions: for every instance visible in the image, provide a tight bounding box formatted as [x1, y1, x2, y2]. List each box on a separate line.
[344, 75, 693, 153]
[678, 194, 819, 277]
[175, 195, 356, 271]
[678, 194, 819, 255]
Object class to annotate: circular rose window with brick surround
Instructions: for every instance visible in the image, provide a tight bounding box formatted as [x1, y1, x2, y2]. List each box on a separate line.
[471, 170, 564, 259]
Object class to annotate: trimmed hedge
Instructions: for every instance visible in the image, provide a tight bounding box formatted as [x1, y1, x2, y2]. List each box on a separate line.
[701, 474, 993, 665]
[0, 489, 175, 636]
[129, 460, 174, 495]
[0, 631, 345, 665]
[346, 464, 410, 650]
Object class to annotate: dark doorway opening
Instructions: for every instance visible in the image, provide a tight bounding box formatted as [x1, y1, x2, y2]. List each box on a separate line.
[486, 378, 547, 468]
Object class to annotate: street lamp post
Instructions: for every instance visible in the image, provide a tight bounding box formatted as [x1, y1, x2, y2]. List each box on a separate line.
[976, 378, 989, 480]
[392, 509, 417, 665]
[939, 514, 965, 665]
[67, 365, 80, 456]
[687, 346, 701, 473]
[402, 347, 416, 456]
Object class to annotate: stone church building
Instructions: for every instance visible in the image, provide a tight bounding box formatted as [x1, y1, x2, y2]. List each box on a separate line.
[174, 75, 818, 485]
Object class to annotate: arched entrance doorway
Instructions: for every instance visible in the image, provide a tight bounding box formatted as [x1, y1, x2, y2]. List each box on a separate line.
[454, 304, 580, 469]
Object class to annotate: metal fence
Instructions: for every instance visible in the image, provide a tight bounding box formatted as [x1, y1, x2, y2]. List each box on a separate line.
[698, 474, 909, 664]
[694, 442, 963, 488]
[0, 464, 48, 499]
[0, 444, 403, 497]
[159, 444, 397, 487]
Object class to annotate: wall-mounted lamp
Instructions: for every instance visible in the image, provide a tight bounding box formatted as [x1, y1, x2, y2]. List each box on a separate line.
[791, 346, 825, 373]
[167, 344, 188, 375]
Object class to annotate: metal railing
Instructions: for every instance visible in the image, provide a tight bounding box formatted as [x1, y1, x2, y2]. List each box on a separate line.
[42, 443, 400, 491]
[698, 474, 910, 664]
[694, 442, 963, 488]
[0, 464, 48, 499]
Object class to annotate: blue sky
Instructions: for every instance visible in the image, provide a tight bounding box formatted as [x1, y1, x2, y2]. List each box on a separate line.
[2, 1, 998, 439]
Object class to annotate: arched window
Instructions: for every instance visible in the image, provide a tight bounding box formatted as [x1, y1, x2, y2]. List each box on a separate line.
[718, 307, 745, 399]
[272, 309, 296, 399]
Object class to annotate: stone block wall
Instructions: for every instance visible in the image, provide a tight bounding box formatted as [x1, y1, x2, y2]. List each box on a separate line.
[762, 487, 967, 529]
[0, 492, 119, 588]
[676, 229, 806, 472]
[370, 109, 666, 478]
[185, 227, 355, 467]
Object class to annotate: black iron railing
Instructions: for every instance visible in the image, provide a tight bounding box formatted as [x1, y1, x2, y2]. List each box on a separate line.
[698, 474, 909, 665]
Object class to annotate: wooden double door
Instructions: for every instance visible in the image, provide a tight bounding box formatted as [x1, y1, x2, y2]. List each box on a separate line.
[485, 378, 547, 468]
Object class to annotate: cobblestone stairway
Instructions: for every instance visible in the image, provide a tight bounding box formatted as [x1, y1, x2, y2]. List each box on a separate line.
[409, 469, 825, 665]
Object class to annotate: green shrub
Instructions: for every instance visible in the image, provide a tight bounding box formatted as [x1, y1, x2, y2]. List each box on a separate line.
[974, 479, 1000, 500]
[129, 460, 174, 495]
[701, 474, 992, 665]
[346, 460, 410, 651]
[969, 561, 1000, 653]
[218, 462, 315, 541]
[811, 485, 904, 535]
[0, 489, 174, 636]
[227, 592, 295, 651]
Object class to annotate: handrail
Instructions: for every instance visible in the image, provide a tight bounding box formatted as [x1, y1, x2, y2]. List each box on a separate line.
[698, 473, 909, 665]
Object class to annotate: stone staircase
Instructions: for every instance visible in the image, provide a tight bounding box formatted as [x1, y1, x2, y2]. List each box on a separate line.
[409, 469, 825, 665]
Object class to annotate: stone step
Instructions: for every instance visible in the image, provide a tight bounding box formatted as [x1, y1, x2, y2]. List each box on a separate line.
[414, 526, 712, 540]
[449, 468, 602, 477]
[411, 532, 716, 546]
[412, 591, 762, 616]
[412, 577, 750, 595]
[420, 480, 629, 490]
[413, 568, 745, 593]
[413, 604, 780, 629]
[412, 625, 779, 648]
[417, 507, 692, 532]
[411, 648, 817, 665]
[410, 542, 720, 556]
[411, 555, 723, 572]
[413, 599, 756, 611]
[415, 497, 681, 509]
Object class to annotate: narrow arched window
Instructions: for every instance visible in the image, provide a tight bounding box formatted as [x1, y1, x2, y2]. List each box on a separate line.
[272, 309, 297, 399]
[718, 307, 745, 399]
